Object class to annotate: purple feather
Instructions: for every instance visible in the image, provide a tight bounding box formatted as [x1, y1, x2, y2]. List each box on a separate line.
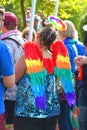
[66, 93, 76, 106]
[35, 95, 46, 109]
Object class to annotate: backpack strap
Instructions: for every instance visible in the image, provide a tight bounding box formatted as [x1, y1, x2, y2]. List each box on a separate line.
[2, 35, 25, 49]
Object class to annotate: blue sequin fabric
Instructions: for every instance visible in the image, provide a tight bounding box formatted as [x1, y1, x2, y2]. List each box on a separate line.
[15, 74, 60, 118]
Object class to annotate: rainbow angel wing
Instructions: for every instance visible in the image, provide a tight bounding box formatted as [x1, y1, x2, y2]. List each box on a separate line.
[51, 40, 76, 106]
[24, 42, 47, 109]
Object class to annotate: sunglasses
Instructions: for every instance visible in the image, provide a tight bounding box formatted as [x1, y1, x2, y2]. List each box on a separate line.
[25, 33, 29, 36]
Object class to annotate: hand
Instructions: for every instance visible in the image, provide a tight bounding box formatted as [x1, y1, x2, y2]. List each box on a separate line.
[74, 56, 86, 66]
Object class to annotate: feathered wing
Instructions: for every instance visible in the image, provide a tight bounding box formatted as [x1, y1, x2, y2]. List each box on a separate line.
[24, 42, 47, 109]
[51, 40, 76, 106]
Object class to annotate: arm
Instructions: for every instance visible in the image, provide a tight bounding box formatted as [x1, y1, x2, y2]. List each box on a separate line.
[3, 74, 15, 88]
[74, 56, 87, 66]
[0, 42, 15, 88]
[15, 54, 26, 83]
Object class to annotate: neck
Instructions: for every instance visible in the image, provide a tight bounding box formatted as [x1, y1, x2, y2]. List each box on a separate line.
[2, 28, 16, 34]
[0, 28, 19, 39]
[41, 47, 52, 59]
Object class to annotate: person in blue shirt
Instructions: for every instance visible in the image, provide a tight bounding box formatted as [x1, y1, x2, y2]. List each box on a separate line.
[0, 5, 15, 130]
[58, 20, 85, 130]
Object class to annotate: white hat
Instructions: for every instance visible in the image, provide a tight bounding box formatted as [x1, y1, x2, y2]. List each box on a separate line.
[83, 25, 87, 31]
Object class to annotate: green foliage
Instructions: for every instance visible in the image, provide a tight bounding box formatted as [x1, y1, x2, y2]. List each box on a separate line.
[36, 0, 55, 16]
[79, 13, 87, 42]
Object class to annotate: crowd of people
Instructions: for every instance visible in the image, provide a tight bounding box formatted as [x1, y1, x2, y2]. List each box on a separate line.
[0, 4, 87, 130]
[25, 7, 50, 32]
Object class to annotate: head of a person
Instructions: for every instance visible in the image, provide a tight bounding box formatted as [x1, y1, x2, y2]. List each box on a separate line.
[3, 11, 18, 30]
[58, 20, 76, 40]
[27, 7, 31, 12]
[37, 10, 42, 16]
[22, 26, 37, 42]
[0, 5, 5, 30]
[26, 10, 31, 17]
[37, 26, 57, 50]
[43, 14, 47, 19]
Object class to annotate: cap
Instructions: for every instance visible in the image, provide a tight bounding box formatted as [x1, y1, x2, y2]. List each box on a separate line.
[4, 12, 18, 30]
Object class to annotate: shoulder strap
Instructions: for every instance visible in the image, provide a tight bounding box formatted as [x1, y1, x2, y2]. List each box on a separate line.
[2, 35, 25, 49]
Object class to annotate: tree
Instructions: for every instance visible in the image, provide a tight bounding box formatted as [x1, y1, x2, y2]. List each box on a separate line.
[79, 13, 87, 42]
[0, 0, 87, 41]
[20, 0, 26, 28]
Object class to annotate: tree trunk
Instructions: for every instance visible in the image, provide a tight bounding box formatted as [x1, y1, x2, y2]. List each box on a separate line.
[20, 0, 26, 28]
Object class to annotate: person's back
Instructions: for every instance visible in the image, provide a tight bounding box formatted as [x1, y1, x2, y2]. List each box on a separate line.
[1, 12, 24, 101]
[58, 20, 85, 130]
[14, 27, 60, 119]
[14, 26, 75, 130]
[3, 33, 23, 105]
[59, 20, 85, 74]
[15, 73, 60, 118]
[63, 38, 85, 73]
[25, 10, 31, 26]
[0, 11, 24, 130]
[35, 10, 42, 32]
[42, 14, 50, 27]
[0, 6, 15, 130]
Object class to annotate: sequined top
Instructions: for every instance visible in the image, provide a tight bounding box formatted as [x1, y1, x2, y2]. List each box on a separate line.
[15, 74, 60, 118]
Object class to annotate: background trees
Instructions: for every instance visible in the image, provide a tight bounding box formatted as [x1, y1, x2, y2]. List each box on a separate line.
[0, 0, 87, 42]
